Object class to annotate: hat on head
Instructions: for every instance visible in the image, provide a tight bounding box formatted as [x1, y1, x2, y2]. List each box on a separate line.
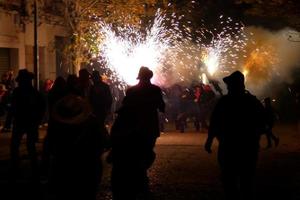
[52, 94, 92, 124]
[16, 69, 34, 82]
[137, 66, 153, 80]
[223, 71, 245, 86]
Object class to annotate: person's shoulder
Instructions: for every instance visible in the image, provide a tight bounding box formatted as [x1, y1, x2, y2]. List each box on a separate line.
[125, 85, 136, 95]
[218, 94, 230, 102]
[126, 85, 136, 92]
[244, 91, 260, 102]
[149, 83, 162, 92]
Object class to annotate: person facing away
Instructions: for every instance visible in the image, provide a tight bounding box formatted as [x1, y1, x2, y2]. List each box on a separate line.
[263, 97, 279, 148]
[89, 70, 113, 125]
[40, 76, 66, 177]
[110, 66, 165, 200]
[50, 84, 106, 200]
[78, 68, 92, 98]
[204, 71, 265, 200]
[10, 69, 45, 180]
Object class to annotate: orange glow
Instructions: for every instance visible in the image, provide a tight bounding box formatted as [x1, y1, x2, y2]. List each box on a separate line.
[242, 45, 278, 84]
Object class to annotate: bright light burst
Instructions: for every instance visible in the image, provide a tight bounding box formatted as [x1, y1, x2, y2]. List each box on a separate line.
[202, 48, 220, 76]
[97, 9, 249, 87]
[99, 11, 174, 86]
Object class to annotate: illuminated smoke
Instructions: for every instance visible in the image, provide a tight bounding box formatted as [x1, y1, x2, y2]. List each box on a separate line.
[238, 27, 300, 96]
[97, 10, 248, 88]
[87, 4, 300, 99]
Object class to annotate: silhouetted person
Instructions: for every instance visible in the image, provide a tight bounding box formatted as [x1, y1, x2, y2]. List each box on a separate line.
[65, 74, 81, 95]
[199, 84, 216, 129]
[263, 97, 279, 148]
[40, 76, 66, 177]
[50, 92, 106, 200]
[110, 66, 165, 199]
[10, 69, 45, 180]
[78, 68, 92, 97]
[205, 71, 265, 200]
[40, 78, 54, 126]
[89, 70, 113, 126]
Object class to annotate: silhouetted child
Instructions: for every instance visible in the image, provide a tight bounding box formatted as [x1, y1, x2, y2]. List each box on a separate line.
[263, 97, 279, 148]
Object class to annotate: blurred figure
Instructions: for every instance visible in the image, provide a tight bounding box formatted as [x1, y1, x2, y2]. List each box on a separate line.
[41, 78, 54, 126]
[263, 97, 279, 148]
[65, 74, 80, 95]
[110, 66, 165, 199]
[193, 84, 203, 131]
[50, 91, 106, 200]
[205, 71, 265, 200]
[199, 84, 216, 130]
[0, 84, 7, 120]
[10, 69, 45, 180]
[40, 76, 66, 178]
[89, 70, 113, 126]
[1, 70, 15, 133]
[78, 68, 91, 97]
[176, 87, 193, 133]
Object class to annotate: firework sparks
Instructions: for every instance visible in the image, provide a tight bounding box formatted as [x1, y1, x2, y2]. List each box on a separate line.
[96, 9, 249, 87]
[99, 11, 176, 86]
[202, 48, 220, 76]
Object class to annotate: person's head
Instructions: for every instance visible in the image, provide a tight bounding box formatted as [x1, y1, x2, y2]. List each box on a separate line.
[44, 79, 54, 91]
[52, 94, 91, 124]
[137, 66, 153, 82]
[79, 69, 90, 82]
[52, 76, 66, 91]
[66, 74, 80, 95]
[67, 74, 78, 86]
[223, 71, 245, 94]
[8, 70, 14, 78]
[92, 70, 102, 83]
[15, 69, 34, 87]
[264, 97, 271, 106]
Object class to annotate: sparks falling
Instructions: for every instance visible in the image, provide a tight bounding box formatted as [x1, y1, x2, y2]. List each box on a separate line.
[96, 9, 249, 87]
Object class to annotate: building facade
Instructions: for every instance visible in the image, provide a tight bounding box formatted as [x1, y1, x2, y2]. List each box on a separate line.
[0, 0, 68, 84]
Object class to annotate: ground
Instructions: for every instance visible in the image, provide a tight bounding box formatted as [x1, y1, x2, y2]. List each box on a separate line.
[0, 122, 300, 200]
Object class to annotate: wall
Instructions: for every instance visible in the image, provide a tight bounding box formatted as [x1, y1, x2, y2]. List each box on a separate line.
[0, 9, 68, 82]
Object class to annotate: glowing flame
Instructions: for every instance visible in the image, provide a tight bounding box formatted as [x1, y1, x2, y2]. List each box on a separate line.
[201, 73, 209, 84]
[242, 46, 278, 84]
[203, 49, 220, 76]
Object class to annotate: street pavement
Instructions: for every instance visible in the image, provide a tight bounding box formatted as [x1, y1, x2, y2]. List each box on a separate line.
[0, 123, 300, 200]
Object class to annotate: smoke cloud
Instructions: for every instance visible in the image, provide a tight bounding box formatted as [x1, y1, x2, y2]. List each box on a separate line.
[238, 27, 300, 97]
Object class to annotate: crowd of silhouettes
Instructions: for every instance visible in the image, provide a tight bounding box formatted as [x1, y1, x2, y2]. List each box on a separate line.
[2, 68, 112, 200]
[0, 67, 282, 200]
[162, 80, 218, 133]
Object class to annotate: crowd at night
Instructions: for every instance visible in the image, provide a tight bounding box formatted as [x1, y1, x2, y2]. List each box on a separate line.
[0, 1, 300, 200]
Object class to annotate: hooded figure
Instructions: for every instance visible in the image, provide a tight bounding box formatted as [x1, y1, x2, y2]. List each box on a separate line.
[110, 66, 165, 200]
[50, 93, 106, 200]
[205, 70, 265, 200]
